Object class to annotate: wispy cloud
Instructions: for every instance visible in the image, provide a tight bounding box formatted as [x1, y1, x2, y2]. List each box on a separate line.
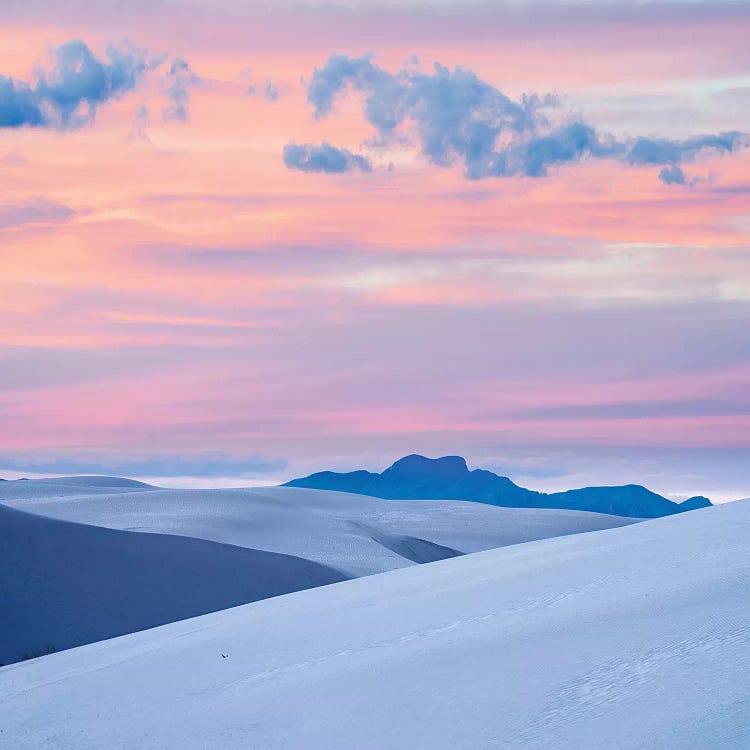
[283, 142, 372, 173]
[241, 66, 281, 102]
[0, 452, 287, 479]
[161, 56, 201, 122]
[0, 198, 75, 228]
[128, 103, 151, 142]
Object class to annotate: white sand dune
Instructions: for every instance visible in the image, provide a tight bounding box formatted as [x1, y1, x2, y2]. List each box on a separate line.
[1, 500, 747, 749]
[3, 479, 638, 576]
[0, 475, 155, 499]
[1, 478, 638, 666]
[0, 503, 346, 666]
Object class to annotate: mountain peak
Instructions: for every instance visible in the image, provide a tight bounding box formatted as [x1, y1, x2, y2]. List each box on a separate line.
[385, 454, 469, 480]
[283, 455, 711, 518]
[679, 495, 713, 511]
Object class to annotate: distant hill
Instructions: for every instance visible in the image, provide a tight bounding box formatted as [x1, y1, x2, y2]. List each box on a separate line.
[33, 476, 156, 489]
[284, 454, 712, 518]
[677, 495, 713, 511]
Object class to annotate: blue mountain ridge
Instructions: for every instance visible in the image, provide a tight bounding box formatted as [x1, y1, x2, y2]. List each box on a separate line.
[283, 454, 712, 518]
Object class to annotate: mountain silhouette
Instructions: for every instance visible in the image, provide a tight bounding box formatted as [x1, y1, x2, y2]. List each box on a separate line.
[677, 495, 713, 511]
[283, 454, 711, 518]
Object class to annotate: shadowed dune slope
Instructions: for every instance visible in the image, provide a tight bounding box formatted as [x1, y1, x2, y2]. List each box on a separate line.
[0, 503, 346, 666]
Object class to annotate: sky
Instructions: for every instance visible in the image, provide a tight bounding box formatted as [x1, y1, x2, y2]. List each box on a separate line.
[1, 0, 749, 500]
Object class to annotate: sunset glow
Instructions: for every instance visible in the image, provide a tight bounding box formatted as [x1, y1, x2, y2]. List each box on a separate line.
[2, 0, 749, 500]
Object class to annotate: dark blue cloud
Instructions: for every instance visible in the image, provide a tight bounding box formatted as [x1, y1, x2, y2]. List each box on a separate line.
[35, 40, 154, 127]
[298, 54, 747, 182]
[487, 122, 613, 179]
[306, 55, 548, 178]
[283, 142, 372, 174]
[658, 164, 687, 186]
[0, 76, 45, 128]
[307, 54, 392, 122]
[0, 40, 156, 130]
[628, 132, 743, 165]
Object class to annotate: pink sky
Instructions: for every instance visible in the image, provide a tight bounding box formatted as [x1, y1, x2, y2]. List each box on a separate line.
[1, 1, 749, 500]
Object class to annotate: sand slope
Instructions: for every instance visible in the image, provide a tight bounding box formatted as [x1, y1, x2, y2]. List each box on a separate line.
[0, 503, 345, 666]
[3, 480, 639, 576]
[1, 500, 747, 749]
